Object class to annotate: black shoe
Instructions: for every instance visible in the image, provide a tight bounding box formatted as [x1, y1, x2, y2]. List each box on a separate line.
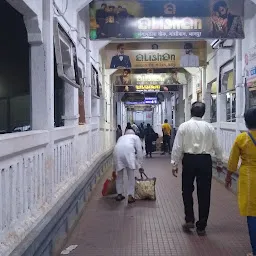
[182, 222, 195, 233]
[161, 152, 165, 155]
[196, 229, 206, 236]
[116, 194, 125, 201]
[128, 195, 136, 204]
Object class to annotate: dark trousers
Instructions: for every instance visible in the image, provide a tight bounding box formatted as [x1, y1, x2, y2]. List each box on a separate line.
[163, 135, 171, 152]
[182, 153, 212, 231]
[145, 140, 152, 155]
[248, 216, 256, 255]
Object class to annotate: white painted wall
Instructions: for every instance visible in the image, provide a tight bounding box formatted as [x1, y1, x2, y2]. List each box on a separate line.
[0, 1, 115, 255]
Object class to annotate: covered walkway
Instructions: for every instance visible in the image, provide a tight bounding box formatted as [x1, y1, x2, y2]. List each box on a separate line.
[62, 156, 250, 256]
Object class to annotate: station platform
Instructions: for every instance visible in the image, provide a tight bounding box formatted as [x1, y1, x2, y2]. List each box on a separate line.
[61, 155, 250, 256]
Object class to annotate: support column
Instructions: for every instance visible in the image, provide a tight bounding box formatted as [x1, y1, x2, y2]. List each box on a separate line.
[235, 39, 244, 134]
[172, 93, 176, 128]
[201, 66, 207, 103]
[176, 86, 184, 126]
[204, 90, 212, 122]
[39, 0, 54, 203]
[30, 4, 54, 130]
[184, 84, 190, 121]
[85, 5, 91, 124]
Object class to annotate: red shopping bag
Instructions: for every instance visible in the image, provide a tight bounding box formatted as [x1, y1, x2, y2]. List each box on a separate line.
[102, 171, 117, 196]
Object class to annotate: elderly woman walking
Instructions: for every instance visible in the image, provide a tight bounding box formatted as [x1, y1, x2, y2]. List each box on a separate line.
[226, 107, 256, 256]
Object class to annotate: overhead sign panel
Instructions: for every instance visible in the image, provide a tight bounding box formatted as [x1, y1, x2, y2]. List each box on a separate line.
[112, 69, 187, 92]
[90, 0, 244, 40]
[105, 42, 206, 69]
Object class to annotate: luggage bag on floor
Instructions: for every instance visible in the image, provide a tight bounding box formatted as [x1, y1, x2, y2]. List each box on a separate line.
[102, 171, 117, 196]
[134, 172, 156, 200]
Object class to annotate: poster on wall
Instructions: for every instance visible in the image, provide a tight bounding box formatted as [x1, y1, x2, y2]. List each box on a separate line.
[89, 0, 244, 40]
[112, 68, 187, 92]
[91, 64, 100, 97]
[104, 42, 206, 69]
[245, 45, 256, 87]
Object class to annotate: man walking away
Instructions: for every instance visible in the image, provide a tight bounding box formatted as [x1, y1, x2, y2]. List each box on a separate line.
[161, 119, 172, 155]
[113, 129, 143, 204]
[171, 102, 223, 236]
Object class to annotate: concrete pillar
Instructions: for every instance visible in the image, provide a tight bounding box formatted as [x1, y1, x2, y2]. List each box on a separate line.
[204, 90, 212, 123]
[31, 1, 54, 130]
[184, 85, 190, 121]
[172, 94, 176, 128]
[201, 66, 211, 122]
[85, 5, 91, 124]
[40, 0, 54, 203]
[201, 66, 207, 103]
[235, 39, 244, 134]
[176, 86, 185, 126]
[165, 95, 172, 125]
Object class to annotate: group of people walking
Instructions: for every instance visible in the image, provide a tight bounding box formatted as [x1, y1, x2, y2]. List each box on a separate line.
[114, 103, 256, 256]
[116, 121, 172, 157]
[171, 102, 256, 256]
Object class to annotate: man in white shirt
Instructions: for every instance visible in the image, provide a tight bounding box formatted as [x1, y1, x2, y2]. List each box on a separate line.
[171, 102, 223, 236]
[180, 42, 199, 67]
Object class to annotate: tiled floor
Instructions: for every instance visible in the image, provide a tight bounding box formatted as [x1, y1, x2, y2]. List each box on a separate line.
[62, 155, 250, 256]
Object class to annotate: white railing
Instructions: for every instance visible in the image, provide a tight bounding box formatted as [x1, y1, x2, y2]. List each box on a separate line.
[219, 128, 237, 161]
[0, 125, 114, 256]
[212, 122, 247, 163]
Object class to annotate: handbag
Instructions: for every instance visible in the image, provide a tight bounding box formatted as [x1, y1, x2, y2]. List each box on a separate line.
[134, 172, 156, 200]
[102, 172, 117, 196]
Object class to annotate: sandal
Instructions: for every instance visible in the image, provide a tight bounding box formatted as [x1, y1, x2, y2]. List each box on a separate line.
[116, 194, 125, 201]
[128, 195, 135, 204]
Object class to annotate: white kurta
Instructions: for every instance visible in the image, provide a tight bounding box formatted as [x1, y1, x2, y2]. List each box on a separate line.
[113, 134, 143, 172]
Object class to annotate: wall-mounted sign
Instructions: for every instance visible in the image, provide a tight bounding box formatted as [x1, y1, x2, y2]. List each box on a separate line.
[245, 45, 256, 87]
[90, 0, 244, 40]
[105, 42, 206, 68]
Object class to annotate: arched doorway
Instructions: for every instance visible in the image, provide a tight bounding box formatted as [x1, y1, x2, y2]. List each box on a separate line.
[0, 0, 30, 133]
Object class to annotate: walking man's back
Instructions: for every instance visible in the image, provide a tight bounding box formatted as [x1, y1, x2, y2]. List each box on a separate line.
[171, 101, 223, 236]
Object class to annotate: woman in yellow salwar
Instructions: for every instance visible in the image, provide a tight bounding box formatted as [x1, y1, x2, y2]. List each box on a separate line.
[226, 107, 256, 256]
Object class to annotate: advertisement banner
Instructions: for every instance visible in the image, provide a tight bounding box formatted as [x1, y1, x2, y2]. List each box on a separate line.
[112, 68, 187, 92]
[105, 42, 206, 69]
[245, 45, 256, 87]
[90, 0, 244, 40]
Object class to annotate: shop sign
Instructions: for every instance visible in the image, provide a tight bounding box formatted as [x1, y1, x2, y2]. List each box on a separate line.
[90, 0, 244, 40]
